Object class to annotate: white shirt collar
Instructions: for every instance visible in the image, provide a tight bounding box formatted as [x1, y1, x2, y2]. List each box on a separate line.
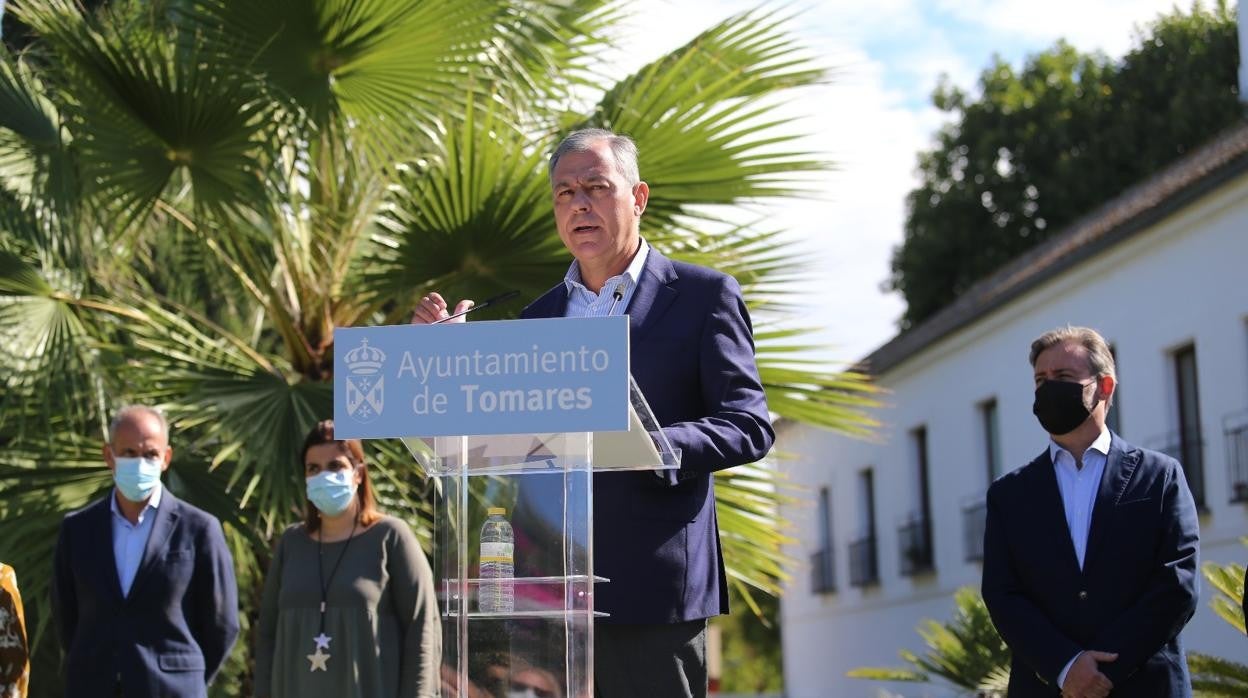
[563, 238, 650, 294]
[1049, 427, 1111, 465]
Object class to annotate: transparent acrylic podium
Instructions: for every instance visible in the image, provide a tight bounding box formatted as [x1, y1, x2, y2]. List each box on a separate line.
[403, 377, 680, 698]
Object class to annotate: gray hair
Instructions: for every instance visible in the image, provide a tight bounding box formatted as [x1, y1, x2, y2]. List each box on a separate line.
[109, 405, 170, 443]
[548, 128, 640, 186]
[1029, 325, 1117, 408]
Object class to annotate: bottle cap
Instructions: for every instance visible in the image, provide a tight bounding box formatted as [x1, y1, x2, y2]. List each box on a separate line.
[487, 507, 506, 516]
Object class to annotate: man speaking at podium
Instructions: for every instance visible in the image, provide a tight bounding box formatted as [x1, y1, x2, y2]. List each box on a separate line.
[412, 128, 774, 698]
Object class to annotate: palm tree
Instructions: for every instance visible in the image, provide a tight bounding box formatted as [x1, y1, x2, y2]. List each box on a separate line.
[0, 0, 879, 693]
[848, 586, 1011, 696]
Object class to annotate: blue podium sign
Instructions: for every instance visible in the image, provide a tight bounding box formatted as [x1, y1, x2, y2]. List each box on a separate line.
[333, 317, 629, 438]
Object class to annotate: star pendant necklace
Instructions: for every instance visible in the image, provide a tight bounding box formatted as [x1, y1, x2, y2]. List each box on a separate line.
[307, 513, 358, 673]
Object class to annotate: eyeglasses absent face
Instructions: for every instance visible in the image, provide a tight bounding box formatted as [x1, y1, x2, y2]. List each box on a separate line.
[304, 443, 360, 478]
[1033, 341, 1098, 388]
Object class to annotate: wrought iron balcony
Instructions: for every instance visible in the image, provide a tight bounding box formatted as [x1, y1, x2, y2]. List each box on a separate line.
[848, 536, 878, 588]
[1226, 411, 1248, 503]
[898, 517, 934, 576]
[809, 548, 836, 594]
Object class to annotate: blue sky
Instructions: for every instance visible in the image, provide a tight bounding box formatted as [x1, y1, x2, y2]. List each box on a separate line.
[613, 0, 1200, 362]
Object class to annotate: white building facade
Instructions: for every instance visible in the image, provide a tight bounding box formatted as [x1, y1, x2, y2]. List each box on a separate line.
[778, 122, 1248, 697]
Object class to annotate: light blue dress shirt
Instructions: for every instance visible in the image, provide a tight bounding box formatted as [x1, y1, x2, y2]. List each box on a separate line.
[110, 483, 163, 597]
[1051, 428, 1111, 688]
[563, 239, 650, 318]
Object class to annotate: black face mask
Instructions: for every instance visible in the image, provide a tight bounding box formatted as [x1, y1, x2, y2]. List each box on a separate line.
[1033, 379, 1095, 435]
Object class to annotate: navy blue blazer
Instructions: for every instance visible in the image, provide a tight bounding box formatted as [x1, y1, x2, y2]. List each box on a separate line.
[53, 489, 240, 697]
[522, 248, 775, 624]
[982, 433, 1200, 697]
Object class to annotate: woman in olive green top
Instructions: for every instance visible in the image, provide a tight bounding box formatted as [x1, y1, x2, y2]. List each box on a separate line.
[256, 420, 441, 698]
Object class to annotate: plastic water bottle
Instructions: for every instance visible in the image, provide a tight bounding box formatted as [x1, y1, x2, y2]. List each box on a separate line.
[479, 507, 514, 613]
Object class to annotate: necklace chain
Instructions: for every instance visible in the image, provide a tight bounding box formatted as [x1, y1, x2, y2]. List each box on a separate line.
[316, 513, 359, 633]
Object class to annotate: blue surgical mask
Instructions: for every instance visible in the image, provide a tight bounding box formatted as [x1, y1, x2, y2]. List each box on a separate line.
[113, 456, 164, 502]
[306, 470, 358, 516]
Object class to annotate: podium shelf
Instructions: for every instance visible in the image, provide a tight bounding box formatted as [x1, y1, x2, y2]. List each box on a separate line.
[446, 609, 610, 619]
[445, 575, 609, 585]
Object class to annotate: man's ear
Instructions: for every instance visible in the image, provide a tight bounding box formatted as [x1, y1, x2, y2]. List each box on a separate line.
[632, 181, 649, 216]
[1097, 374, 1116, 403]
[161, 446, 173, 471]
[103, 443, 115, 471]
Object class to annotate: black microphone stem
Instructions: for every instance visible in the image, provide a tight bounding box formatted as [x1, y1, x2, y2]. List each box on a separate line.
[431, 290, 521, 324]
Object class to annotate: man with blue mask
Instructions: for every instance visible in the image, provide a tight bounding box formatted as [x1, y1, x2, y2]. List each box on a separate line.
[982, 326, 1200, 698]
[52, 405, 240, 698]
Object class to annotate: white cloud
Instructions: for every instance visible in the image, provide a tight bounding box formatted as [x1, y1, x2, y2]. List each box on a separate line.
[935, 0, 1196, 56]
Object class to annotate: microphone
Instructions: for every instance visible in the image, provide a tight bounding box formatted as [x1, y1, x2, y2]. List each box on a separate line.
[607, 280, 629, 316]
[432, 290, 521, 324]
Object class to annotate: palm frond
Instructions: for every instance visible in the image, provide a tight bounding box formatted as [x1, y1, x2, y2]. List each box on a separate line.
[1201, 552, 1246, 634]
[716, 462, 798, 597]
[1190, 652, 1248, 697]
[14, 0, 277, 224]
[0, 50, 73, 212]
[360, 99, 568, 320]
[0, 246, 114, 437]
[849, 587, 1010, 694]
[190, 0, 524, 162]
[755, 326, 883, 437]
[649, 225, 805, 307]
[845, 666, 929, 683]
[584, 9, 826, 229]
[480, 0, 622, 109]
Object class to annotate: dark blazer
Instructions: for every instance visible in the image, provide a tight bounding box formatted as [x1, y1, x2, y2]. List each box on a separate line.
[53, 489, 240, 697]
[982, 432, 1200, 697]
[522, 248, 774, 624]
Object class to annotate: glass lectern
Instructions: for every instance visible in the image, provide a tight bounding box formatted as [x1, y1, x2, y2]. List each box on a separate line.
[404, 378, 680, 698]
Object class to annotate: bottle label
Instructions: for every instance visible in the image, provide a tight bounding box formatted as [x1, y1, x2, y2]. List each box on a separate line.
[480, 542, 514, 562]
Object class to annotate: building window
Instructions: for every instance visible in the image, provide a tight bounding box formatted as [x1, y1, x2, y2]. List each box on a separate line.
[959, 401, 997, 563]
[849, 469, 878, 587]
[1232, 321, 1248, 503]
[810, 487, 836, 594]
[1174, 345, 1206, 508]
[962, 499, 987, 562]
[899, 427, 934, 576]
[980, 399, 1001, 483]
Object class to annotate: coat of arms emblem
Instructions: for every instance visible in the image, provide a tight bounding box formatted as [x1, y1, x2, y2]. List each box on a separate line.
[344, 339, 386, 423]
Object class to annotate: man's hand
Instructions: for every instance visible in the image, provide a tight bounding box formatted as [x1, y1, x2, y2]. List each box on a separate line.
[1061, 651, 1118, 698]
[411, 292, 474, 324]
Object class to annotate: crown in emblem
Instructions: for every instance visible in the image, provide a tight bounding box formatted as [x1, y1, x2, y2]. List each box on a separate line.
[344, 338, 386, 375]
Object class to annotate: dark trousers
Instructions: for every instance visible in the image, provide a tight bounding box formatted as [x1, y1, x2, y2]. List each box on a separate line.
[594, 619, 708, 698]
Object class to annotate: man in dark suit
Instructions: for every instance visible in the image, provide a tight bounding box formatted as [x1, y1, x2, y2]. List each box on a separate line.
[413, 128, 774, 697]
[982, 326, 1200, 698]
[52, 405, 240, 697]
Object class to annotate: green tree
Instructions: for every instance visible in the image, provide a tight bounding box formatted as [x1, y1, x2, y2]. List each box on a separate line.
[712, 586, 784, 693]
[0, 0, 879, 694]
[847, 586, 1010, 696]
[1190, 539, 1247, 696]
[890, 1, 1242, 329]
